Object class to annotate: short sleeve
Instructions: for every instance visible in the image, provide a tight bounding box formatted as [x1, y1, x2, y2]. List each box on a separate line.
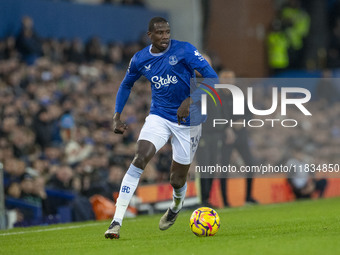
[184, 43, 210, 70]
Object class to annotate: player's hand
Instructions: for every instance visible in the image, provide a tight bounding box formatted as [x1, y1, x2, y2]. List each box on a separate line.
[112, 113, 128, 134]
[177, 97, 192, 125]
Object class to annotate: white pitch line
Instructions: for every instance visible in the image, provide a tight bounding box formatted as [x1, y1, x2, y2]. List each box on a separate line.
[0, 222, 107, 236]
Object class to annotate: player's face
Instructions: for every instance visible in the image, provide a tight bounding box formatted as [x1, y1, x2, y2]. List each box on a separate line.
[148, 22, 171, 53]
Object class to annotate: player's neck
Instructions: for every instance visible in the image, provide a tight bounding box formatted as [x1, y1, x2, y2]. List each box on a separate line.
[150, 45, 164, 54]
[149, 41, 171, 56]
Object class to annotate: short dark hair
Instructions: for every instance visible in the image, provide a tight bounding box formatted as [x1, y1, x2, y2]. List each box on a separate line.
[148, 17, 168, 32]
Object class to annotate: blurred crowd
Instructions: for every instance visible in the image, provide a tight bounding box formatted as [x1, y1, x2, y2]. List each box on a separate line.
[0, 16, 169, 226]
[245, 81, 339, 198]
[243, 83, 340, 168]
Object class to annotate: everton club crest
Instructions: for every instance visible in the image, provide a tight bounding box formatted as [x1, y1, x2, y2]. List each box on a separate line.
[169, 55, 178, 65]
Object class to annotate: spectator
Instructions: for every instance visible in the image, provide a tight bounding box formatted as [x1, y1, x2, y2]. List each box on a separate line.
[84, 164, 124, 200]
[105, 43, 124, 68]
[19, 173, 44, 221]
[32, 108, 53, 151]
[155, 143, 172, 183]
[106, 165, 124, 195]
[327, 18, 340, 68]
[60, 99, 76, 142]
[267, 19, 290, 75]
[6, 182, 21, 199]
[85, 36, 103, 62]
[32, 176, 50, 215]
[20, 174, 36, 203]
[280, 0, 310, 68]
[46, 165, 95, 221]
[47, 165, 76, 191]
[46, 165, 78, 214]
[11, 127, 37, 161]
[315, 69, 339, 105]
[3, 37, 18, 60]
[64, 140, 94, 166]
[286, 145, 327, 199]
[16, 16, 42, 65]
[219, 70, 258, 206]
[66, 38, 85, 64]
[3, 159, 26, 187]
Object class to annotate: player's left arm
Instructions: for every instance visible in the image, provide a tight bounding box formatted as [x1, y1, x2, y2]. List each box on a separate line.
[186, 43, 218, 98]
[195, 65, 218, 78]
[183, 42, 218, 77]
[177, 44, 218, 124]
[177, 64, 218, 124]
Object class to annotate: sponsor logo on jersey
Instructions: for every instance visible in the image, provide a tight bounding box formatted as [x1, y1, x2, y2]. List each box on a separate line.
[169, 55, 178, 65]
[144, 64, 151, 71]
[194, 50, 205, 61]
[151, 75, 178, 89]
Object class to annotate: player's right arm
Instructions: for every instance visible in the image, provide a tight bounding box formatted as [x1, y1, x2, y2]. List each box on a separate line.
[113, 55, 141, 134]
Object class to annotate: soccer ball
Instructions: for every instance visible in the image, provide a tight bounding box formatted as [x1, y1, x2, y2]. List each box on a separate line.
[189, 207, 220, 237]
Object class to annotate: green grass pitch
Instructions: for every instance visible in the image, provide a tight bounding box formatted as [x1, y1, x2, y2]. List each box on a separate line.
[1, 197, 340, 255]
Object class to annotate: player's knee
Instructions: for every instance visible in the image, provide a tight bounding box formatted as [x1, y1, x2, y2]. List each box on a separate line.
[170, 175, 186, 189]
[132, 154, 149, 169]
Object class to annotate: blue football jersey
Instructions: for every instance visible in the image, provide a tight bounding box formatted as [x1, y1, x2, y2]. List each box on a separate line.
[117, 39, 212, 125]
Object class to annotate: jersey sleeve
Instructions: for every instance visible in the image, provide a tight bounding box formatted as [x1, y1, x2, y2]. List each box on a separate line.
[184, 42, 211, 72]
[196, 65, 218, 78]
[114, 55, 142, 114]
[125, 54, 142, 82]
[185, 43, 219, 103]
